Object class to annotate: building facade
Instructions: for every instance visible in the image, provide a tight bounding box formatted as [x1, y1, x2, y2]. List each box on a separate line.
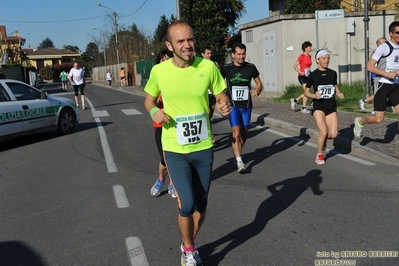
[341, 0, 398, 12]
[26, 47, 80, 70]
[0, 26, 26, 65]
[269, 0, 398, 13]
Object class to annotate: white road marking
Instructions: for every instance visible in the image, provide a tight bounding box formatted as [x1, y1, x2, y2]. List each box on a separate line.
[253, 124, 376, 166]
[126, 237, 150, 266]
[56, 91, 148, 265]
[86, 97, 118, 173]
[113, 185, 130, 208]
[53, 92, 74, 96]
[93, 110, 110, 117]
[122, 109, 142, 115]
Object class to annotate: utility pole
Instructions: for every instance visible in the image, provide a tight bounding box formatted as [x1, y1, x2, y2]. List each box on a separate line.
[96, 2, 120, 64]
[112, 11, 120, 64]
[102, 32, 107, 66]
[364, 0, 370, 98]
[176, 0, 181, 19]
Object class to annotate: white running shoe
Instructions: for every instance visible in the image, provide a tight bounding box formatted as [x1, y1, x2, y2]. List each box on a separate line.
[180, 244, 203, 265]
[290, 98, 296, 110]
[353, 117, 364, 138]
[168, 184, 177, 198]
[181, 251, 197, 266]
[358, 99, 365, 111]
[150, 179, 164, 197]
[237, 161, 246, 173]
[300, 107, 311, 114]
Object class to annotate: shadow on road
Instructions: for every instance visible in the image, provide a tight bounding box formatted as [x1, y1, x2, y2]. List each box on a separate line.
[0, 241, 47, 266]
[212, 133, 309, 179]
[202, 170, 323, 265]
[359, 121, 398, 146]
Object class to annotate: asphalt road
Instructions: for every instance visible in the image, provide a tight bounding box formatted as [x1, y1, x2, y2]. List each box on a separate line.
[1, 83, 398, 266]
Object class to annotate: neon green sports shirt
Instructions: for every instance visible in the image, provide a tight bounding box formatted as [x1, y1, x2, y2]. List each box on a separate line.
[145, 57, 225, 154]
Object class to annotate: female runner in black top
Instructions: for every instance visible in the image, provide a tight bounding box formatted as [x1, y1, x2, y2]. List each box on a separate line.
[304, 50, 344, 165]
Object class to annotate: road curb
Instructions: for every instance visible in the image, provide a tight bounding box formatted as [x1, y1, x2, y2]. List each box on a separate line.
[254, 113, 399, 165]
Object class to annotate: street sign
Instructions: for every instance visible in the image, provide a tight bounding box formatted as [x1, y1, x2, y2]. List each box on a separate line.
[314, 9, 345, 50]
[316, 9, 344, 20]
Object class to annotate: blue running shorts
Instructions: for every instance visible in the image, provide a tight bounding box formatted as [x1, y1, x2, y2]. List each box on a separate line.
[228, 107, 252, 128]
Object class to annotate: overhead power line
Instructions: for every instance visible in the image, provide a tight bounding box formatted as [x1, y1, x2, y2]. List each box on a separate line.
[124, 0, 148, 18]
[0, 15, 105, 24]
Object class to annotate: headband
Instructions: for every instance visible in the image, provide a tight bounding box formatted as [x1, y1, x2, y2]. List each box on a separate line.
[316, 50, 330, 59]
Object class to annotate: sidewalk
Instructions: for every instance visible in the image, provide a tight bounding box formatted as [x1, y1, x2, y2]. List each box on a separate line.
[250, 96, 399, 165]
[92, 80, 399, 165]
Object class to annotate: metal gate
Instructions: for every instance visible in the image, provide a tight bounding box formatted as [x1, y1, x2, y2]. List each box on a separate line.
[136, 59, 154, 86]
[127, 62, 136, 86]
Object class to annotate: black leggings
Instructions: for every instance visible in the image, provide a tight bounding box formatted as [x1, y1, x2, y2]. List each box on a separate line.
[154, 127, 165, 166]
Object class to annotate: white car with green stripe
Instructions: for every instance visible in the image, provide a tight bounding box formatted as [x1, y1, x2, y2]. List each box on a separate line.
[0, 79, 80, 141]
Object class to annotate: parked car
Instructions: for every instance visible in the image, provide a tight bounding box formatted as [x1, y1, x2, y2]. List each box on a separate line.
[0, 79, 80, 142]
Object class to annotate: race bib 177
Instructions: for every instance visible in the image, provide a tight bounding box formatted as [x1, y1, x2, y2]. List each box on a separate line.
[232, 86, 249, 101]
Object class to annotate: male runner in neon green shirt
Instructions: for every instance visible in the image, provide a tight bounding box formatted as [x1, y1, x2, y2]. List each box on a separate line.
[144, 20, 231, 266]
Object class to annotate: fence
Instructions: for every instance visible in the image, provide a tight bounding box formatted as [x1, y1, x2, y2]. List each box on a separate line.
[212, 52, 231, 67]
[91, 63, 129, 86]
[92, 52, 231, 87]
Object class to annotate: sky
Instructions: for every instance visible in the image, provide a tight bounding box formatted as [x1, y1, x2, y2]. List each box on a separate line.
[1, 0, 269, 52]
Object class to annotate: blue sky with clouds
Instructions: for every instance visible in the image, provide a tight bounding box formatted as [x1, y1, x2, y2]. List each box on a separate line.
[1, 0, 269, 51]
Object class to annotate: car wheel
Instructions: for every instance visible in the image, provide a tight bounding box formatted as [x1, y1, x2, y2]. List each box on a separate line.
[57, 108, 76, 135]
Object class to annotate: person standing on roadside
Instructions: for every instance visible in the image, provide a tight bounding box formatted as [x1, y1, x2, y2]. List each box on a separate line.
[106, 69, 112, 89]
[68, 62, 86, 110]
[120, 67, 126, 87]
[354, 21, 399, 138]
[144, 20, 231, 266]
[60, 70, 68, 91]
[291, 41, 312, 114]
[221, 42, 263, 173]
[149, 47, 177, 198]
[304, 50, 344, 165]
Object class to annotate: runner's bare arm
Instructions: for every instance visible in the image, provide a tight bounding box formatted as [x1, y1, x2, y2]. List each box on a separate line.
[144, 93, 169, 124]
[215, 91, 232, 117]
[251, 76, 263, 97]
